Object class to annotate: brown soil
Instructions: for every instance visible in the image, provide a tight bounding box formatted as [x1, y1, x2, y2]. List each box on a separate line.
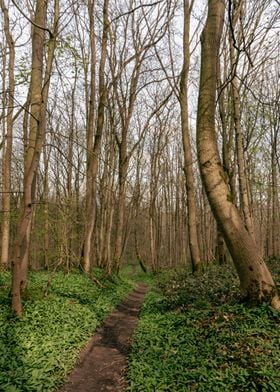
[58, 284, 148, 392]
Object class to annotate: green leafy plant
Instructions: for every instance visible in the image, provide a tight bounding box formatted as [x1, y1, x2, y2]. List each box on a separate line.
[0, 270, 134, 391]
[127, 262, 280, 391]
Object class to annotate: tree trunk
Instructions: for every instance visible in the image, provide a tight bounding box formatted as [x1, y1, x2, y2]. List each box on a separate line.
[114, 165, 127, 271]
[22, 0, 59, 287]
[43, 143, 49, 269]
[11, 0, 47, 315]
[196, 0, 279, 308]
[228, 4, 255, 239]
[271, 135, 279, 258]
[215, 227, 227, 264]
[179, 0, 201, 273]
[11, 0, 59, 315]
[0, 0, 15, 269]
[99, 134, 115, 272]
[83, 0, 108, 273]
[83, 0, 96, 273]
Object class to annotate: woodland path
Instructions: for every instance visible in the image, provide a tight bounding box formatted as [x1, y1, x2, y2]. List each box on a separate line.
[59, 284, 149, 392]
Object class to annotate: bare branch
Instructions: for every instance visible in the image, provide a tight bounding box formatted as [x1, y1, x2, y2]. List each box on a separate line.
[11, 0, 54, 37]
[111, 1, 164, 22]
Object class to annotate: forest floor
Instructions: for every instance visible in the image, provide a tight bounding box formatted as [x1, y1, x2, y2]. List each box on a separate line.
[0, 264, 279, 391]
[59, 283, 149, 392]
[0, 270, 137, 391]
[126, 262, 280, 391]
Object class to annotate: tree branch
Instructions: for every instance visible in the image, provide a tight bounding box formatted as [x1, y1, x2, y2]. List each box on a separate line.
[111, 0, 164, 22]
[11, 0, 54, 38]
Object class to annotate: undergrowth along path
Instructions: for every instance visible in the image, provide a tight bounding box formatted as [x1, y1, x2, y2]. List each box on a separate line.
[59, 283, 149, 392]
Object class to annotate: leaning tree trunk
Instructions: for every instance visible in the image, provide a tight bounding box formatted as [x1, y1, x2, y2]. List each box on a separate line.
[196, 0, 279, 308]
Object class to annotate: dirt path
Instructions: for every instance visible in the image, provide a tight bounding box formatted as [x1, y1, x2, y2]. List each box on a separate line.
[59, 284, 148, 392]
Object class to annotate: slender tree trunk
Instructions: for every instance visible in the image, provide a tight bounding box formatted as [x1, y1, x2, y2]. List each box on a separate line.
[133, 160, 147, 272]
[65, 68, 77, 265]
[112, 57, 142, 271]
[197, 0, 279, 308]
[148, 135, 161, 272]
[215, 227, 227, 264]
[22, 0, 59, 287]
[100, 134, 115, 271]
[179, 0, 202, 273]
[149, 211, 157, 272]
[230, 62, 255, 239]
[271, 136, 279, 258]
[104, 199, 114, 274]
[216, 46, 233, 264]
[266, 182, 272, 258]
[0, 0, 15, 269]
[83, 0, 109, 273]
[83, 0, 96, 273]
[114, 164, 128, 271]
[11, 0, 47, 315]
[43, 143, 49, 269]
[11, 0, 59, 315]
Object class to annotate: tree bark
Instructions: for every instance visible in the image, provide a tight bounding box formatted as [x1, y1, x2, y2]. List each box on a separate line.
[11, 0, 59, 315]
[83, 0, 96, 273]
[228, 2, 255, 240]
[11, 0, 47, 315]
[83, 0, 109, 273]
[43, 143, 49, 269]
[0, 0, 15, 269]
[179, 0, 202, 273]
[271, 133, 279, 258]
[196, 0, 279, 308]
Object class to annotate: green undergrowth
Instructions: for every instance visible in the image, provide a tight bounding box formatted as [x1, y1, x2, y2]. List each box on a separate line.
[127, 262, 280, 391]
[0, 269, 134, 391]
[120, 263, 155, 285]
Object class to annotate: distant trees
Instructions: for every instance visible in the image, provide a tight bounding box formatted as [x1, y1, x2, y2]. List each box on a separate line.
[0, 0, 279, 314]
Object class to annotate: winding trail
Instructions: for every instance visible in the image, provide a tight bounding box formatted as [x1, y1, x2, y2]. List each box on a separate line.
[59, 284, 148, 392]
